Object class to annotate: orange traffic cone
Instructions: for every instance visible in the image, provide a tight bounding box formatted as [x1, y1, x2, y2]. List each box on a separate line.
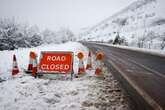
[95, 61, 102, 75]
[77, 52, 85, 75]
[95, 52, 104, 75]
[27, 52, 34, 73]
[86, 51, 92, 70]
[78, 59, 85, 75]
[12, 54, 19, 76]
[31, 52, 38, 78]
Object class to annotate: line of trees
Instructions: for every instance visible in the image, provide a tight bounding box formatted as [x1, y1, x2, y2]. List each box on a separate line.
[136, 31, 165, 50]
[0, 18, 76, 50]
[111, 17, 165, 50]
[112, 31, 165, 50]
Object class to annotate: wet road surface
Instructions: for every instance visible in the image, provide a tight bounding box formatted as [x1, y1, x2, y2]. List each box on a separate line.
[83, 42, 165, 110]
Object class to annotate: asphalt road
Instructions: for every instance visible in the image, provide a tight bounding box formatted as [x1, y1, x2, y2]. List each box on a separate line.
[82, 42, 165, 110]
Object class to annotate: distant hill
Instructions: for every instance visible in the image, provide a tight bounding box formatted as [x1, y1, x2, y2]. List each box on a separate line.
[80, 0, 165, 50]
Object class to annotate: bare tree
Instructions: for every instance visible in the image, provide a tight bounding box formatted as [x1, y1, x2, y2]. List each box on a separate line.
[160, 32, 165, 50]
[146, 31, 157, 49]
[57, 28, 75, 43]
[0, 18, 43, 50]
[137, 36, 147, 48]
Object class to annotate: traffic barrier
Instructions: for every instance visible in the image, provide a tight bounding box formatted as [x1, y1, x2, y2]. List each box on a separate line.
[86, 51, 92, 70]
[12, 54, 19, 76]
[31, 52, 38, 78]
[26, 51, 34, 73]
[77, 52, 85, 75]
[95, 52, 104, 75]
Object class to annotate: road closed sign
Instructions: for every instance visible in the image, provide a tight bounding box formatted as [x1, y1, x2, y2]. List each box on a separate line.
[39, 51, 73, 74]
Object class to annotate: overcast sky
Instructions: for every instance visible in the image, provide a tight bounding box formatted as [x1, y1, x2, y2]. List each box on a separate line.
[0, 0, 135, 33]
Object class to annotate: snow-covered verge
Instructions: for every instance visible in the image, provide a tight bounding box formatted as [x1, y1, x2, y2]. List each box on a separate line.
[94, 42, 165, 57]
[0, 42, 130, 110]
[0, 70, 129, 110]
[0, 42, 88, 79]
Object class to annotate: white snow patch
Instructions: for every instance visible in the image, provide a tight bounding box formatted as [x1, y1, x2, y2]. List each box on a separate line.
[0, 71, 129, 110]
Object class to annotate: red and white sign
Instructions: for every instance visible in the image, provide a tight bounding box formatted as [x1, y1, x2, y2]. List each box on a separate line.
[39, 51, 73, 74]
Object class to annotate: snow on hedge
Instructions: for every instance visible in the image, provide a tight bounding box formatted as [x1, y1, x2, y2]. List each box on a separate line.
[0, 42, 88, 79]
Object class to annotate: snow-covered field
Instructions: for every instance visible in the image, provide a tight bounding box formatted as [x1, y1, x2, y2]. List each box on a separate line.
[0, 42, 130, 110]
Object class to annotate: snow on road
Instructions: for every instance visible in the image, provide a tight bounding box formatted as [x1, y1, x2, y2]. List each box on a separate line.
[0, 42, 130, 110]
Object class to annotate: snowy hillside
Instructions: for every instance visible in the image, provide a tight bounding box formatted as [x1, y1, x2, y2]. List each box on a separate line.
[80, 0, 165, 50]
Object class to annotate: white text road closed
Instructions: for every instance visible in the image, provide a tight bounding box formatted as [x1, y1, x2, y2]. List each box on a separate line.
[47, 56, 66, 61]
[39, 52, 73, 74]
[41, 64, 70, 70]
